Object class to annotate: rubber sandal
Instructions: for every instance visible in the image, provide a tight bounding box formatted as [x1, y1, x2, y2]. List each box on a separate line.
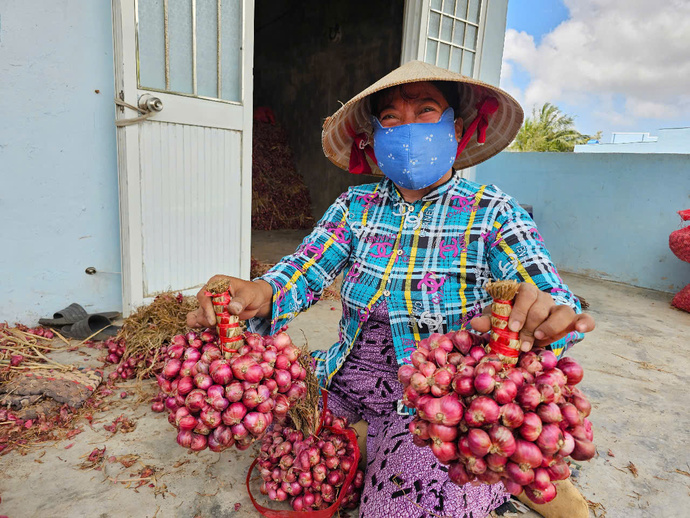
[61, 315, 121, 341]
[38, 303, 88, 326]
[39, 305, 121, 327]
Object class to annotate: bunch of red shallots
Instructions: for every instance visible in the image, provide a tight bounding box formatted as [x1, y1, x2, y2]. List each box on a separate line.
[104, 337, 160, 380]
[156, 329, 308, 452]
[399, 330, 595, 504]
[256, 410, 364, 511]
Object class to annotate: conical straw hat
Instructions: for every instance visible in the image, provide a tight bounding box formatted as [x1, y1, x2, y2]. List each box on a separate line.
[322, 60, 523, 174]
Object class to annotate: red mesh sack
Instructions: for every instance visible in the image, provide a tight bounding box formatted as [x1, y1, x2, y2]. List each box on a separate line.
[670, 226, 690, 263]
[671, 284, 690, 313]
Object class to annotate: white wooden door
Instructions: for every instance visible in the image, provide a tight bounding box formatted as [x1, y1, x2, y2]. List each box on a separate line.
[112, 0, 254, 313]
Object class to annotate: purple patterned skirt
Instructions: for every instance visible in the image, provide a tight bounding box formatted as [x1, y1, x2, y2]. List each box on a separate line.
[324, 302, 508, 518]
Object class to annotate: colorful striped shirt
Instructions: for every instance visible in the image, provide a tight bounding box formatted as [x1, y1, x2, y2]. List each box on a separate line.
[247, 172, 583, 389]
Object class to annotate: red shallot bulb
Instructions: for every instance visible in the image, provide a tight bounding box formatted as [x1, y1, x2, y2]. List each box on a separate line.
[546, 458, 571, 481]
[467, 428, 492, 457]
[185, 389, 207, 413]
[536, 424, 564, 455]
[163, 359, 181, 379]
[190, 433, 208, 451]
[511, 439, 543, 469]
[448, 461, 472, 485]
[557, 357, 584, 385]
[519, 351, 542, 374]
[537, 402, 563, 424]
[524, 482, 557, 504]
[493, 379, 518, 405]
[244, 412, 270, 436]
[193, 373, 212, 390]
[177, 430, 193, 448]
[464, 396, 500, 427]
[488, 424, 517, 457]
[537, 349, 558, 371]
[410, 350, 428, 368]
[505, 461, 535, 486]
[420, 393, 464, 426]
[473, 372, 495, 394]
[225, 381, 244, 403]
[486, 453, 508, 473]
[428, 333, 454, 352]
[449, 330, 474, 355]
[222, 403, 247, 426]
[430, 439, 459, 464]
[502, 478, 524, 497]
[500, 403, 525, 428]
[517, 385, 542, 411]
[570, 438, 596, 460]
[519, 412, 543, 442]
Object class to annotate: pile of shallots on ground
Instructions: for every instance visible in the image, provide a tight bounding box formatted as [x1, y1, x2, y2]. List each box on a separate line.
[399, 331, 594, 504]
[155, 330, 307, 452]
[256, 410, 364, 511]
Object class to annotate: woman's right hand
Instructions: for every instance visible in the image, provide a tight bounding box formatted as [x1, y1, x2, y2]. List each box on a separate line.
[186, 275, 274, 328]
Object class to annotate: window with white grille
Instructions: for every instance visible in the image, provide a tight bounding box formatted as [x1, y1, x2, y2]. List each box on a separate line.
[424, 0, 483, 76]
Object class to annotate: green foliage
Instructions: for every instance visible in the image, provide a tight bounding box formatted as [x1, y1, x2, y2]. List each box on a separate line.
[510, 103, 595, 152]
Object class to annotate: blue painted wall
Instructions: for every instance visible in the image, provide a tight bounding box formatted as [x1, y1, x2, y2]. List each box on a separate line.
[475, 152, 690, 293]
[0, 1, 122, 323]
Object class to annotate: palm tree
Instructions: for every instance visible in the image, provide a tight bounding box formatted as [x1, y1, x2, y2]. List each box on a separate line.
[510, 103, 593, 152]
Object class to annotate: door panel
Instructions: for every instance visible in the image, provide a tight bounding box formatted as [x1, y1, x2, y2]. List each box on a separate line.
[113, 0, 253, 313]
[139, 122, 242, 296]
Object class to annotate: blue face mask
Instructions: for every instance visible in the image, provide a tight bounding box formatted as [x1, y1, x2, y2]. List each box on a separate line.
[371, 107, 458, 190]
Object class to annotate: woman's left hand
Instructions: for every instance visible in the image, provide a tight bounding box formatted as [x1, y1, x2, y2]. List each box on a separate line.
[469, 283, 595, 351]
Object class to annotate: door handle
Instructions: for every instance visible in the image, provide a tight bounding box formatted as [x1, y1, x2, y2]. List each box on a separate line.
[115, 94, 163, 127]
[138, 94, 163, 113]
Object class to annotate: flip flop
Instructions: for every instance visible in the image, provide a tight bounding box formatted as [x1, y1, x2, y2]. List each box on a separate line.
[38, 303, 88, 326]
[38, 304, 121, 327]
[60, 315, 121, 341]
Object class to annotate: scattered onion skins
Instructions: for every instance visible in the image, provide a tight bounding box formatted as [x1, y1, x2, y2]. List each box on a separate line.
[255, 410, 365, 512]
[400, 330, 595, 504]
[154, 329, 308, 452]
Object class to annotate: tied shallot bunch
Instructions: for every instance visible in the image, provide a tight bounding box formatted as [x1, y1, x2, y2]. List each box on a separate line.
[399, 330, 595, 504]
[256, 414, 364, 511]
[156, 329, 308, 452]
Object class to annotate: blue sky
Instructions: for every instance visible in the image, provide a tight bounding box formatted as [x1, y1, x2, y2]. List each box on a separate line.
[500, 0, 690, 140]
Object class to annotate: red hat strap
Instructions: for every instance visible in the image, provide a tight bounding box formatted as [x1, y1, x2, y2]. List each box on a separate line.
[456, 96, 500, 159]
[347, 126, 377, 175]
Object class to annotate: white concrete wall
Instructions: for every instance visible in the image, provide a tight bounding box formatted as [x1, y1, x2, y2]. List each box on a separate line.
[0, 1, 122, 323]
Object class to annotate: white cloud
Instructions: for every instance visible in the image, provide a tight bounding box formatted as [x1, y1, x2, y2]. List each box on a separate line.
[500, 0, 690, 130]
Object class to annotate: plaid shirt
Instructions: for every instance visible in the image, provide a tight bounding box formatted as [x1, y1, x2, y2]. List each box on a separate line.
[248, 172, 583, 389]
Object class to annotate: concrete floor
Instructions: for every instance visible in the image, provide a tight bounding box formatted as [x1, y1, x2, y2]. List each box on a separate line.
[1, 231, 689, 517]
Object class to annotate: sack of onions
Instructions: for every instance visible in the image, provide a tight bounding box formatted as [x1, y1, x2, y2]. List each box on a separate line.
[248, 406, 364, 514]
[399, 280, 596, 505]
[156, 327, 308, 453]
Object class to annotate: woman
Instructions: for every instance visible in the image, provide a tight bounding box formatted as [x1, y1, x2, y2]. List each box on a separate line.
[188, 61, 594, 517]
